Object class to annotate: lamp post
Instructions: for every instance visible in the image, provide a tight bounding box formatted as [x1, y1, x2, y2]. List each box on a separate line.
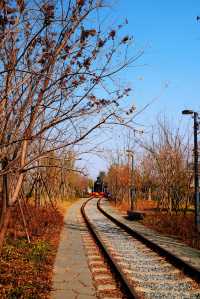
[126, 150, 134, 211]
[182, 109, 200, 233]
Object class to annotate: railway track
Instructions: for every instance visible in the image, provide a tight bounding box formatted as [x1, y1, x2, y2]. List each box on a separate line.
[81, 197, 200, 299]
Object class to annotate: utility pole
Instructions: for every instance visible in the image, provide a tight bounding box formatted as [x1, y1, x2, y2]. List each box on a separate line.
[182, 109, 200, 233]
[126, 150, 134, 211]
[193, 112, 200, 232]
[130, 154, 134, 210]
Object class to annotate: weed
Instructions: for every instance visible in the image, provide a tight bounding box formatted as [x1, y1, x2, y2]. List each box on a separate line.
[15, 239, 30, 249]
[7, 285, 37, 299]
[2, 244, 15, 261]
[27, 240, 50, 263]
[8, 286, 24, 298]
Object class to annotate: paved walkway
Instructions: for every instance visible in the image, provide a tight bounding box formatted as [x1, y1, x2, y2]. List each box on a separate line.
[51, 198, 97, 299]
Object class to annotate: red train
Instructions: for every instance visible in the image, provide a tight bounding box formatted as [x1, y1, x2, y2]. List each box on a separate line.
[90, 191, 105, 197]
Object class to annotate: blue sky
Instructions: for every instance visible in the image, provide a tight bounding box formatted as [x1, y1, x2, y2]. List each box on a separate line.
[115, 0, 200, 119]
[79, 0, 200, 179]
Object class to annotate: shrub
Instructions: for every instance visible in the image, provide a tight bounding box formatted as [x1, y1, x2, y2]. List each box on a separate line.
[27, 240, 50, 263]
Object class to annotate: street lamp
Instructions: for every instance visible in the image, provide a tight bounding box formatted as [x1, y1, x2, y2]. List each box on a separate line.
[182, 109, 200, 233]
[126, 150, 134, 211]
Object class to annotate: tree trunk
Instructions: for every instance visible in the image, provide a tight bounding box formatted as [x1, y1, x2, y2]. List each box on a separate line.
[0, 207, 12, 254]
[0, 140, 28, 252]
[0, 158, 9, 230]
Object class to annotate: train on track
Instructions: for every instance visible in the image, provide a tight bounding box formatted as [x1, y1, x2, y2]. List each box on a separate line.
[90, 176, 109, 197]
[90, 191, 105, 197]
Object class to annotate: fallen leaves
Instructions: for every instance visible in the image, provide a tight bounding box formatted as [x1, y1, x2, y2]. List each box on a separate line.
[0, 203, 65, 298]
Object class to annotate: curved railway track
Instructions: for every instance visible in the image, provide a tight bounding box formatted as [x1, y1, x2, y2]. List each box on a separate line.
[81, 197, 200, 299]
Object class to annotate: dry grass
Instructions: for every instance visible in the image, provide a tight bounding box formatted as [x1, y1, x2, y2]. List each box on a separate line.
[0, 199, 73, 299]
[142, 213, 200, 250]
[56, 200, 73, 215]
[112, 199, 200, 250]
[113, 199, 157, 214]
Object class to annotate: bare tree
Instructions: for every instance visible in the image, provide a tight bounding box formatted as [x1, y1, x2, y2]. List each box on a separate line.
[140, 119, 193, 214]
[0, 0, 139, 251]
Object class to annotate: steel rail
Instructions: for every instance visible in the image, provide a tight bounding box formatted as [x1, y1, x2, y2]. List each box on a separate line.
[97, 198, 200, 284]
[81, 197, 139, 299]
